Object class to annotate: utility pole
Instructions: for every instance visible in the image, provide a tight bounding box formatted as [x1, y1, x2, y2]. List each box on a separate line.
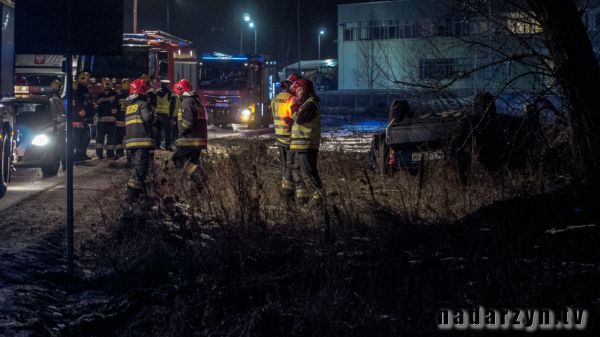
[297, 0, 301, 71]
[166, 0, 170, 32]
[133, 0, 138, 33]
[65, 0, 74, 279]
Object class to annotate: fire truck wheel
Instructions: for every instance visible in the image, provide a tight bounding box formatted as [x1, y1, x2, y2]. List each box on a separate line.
[0, 133, 10, 198]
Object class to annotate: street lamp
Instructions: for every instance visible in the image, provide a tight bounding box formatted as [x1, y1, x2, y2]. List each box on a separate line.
[241, 13, 251, 54]
[318, 28, 325, 60]
[249, 21, 257, 55]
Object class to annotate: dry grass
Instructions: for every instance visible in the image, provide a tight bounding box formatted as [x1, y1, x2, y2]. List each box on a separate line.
[74, 139, 597, 337]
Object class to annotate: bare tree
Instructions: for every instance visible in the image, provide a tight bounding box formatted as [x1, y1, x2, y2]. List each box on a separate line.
[525, 0, 600, 184]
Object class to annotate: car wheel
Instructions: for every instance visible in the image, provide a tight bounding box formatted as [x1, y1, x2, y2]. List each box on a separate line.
[0, 134, 10, 198]
[41, 156, 61, 177]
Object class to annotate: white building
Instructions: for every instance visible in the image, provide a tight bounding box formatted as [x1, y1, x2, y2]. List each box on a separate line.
[337, 0, 546, 95]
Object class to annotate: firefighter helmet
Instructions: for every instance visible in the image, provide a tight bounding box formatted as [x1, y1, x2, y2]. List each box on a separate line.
[287, 73, 302, 82]
[101, 78, 113, 90]
[130, 79, 150, 95]
[77, 72, 91, 84]
[173, 79, 193, 95]
[50, 79, 63, 91]
[121, 78, 131, 91]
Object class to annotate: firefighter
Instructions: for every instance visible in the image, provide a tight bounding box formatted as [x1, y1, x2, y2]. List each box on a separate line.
[271, 73, 302, 198]
[74, 72, 93, 161]
[50, 79, 63, 98]
[172, 79, 208, 188]
[72, 79, 90, 162]
[124, 79, 155, 198]
[171, 91, 182, 143]
[289, 79, 324, 206]
[155, 81, 175, 150]
[95, 78, 118, 159]
[114, 78, 131, 159]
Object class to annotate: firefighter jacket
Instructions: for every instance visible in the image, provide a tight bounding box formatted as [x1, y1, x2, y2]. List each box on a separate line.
[116, 92, 128, 128]
[125, 96, 155, 149]
[290, 97, 321, 151]
[271, 91, 294, 147]
[176, 93, 208, 149]
[95, 90, 118, 123]
[72, 85, 91, 129]
[156, 89, 172, 115]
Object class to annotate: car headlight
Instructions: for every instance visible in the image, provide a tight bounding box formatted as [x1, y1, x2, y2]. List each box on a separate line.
[32, 134, 49, 146]
[240, 108, 251, 122]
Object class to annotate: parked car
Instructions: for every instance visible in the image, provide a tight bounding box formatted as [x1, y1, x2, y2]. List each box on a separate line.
[9, 94, 66, 176]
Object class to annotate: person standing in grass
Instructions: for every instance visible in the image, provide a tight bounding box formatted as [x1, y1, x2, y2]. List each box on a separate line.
[271, 73, 302, 200]
[289, 79, 324, 206]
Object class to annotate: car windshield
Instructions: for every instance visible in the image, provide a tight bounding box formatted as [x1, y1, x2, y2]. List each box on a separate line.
[89, 48, 148, 79]
[199, 62, 247, 89]
[15, 102, 52, 128]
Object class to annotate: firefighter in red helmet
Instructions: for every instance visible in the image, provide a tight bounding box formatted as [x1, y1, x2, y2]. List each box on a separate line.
[289, 79, 324, 206]
[124, 78, 155, 199]
[172, 79, 208, 188]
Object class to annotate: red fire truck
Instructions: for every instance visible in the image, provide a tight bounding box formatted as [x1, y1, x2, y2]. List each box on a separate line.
[78, 30, 197, 93]
[198, 53, 277, 128]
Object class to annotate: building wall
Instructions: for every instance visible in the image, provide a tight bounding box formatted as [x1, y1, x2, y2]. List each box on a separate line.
[337, 0, 546, 95]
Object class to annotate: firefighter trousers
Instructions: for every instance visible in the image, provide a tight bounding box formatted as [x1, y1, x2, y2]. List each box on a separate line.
[74, 127, 89, 161]
[292, 149, 324, 201]
[156, 114, 172, 149]
[127, 148, 150, 193]
[112, 126, 125, 157]
[278, 145, 295, 193]
[172, 148, 207, 187]
[96, 122, 115, 158]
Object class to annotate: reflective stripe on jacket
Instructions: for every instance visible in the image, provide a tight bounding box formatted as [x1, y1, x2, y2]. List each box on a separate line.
[125, 99, 154, 149]
[290, 97, 321, 150]
[176, 95, 208, 149]
[271, 91, 294, 146]
[156, 94, 170, 115]
[95, 91, 118, 124]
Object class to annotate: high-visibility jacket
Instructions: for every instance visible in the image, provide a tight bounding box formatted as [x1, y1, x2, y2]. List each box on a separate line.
[271, 91, 294, 147]
[125, 97, 155, 149]
[156, 91, 171, 115]
[290, 97, 321, 150]
[95, 90, 118, 123]
[176, 94, 208, 149]
[116, 92, 128, 128]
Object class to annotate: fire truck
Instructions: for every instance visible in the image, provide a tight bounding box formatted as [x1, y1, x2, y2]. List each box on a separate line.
[14, 54, 66, 97]
[0, 0, 15, 198]
[78, 30, 197, 93]
[198, 53, 277, 128]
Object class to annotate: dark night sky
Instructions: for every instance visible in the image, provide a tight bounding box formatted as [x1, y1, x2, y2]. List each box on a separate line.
[124, 0, 365, 66]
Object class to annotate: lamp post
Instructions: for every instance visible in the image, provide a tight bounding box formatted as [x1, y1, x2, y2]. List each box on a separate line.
[318, 29, 325, 60]
[249, 21, 257, 55]
[241, 13, 250, 54]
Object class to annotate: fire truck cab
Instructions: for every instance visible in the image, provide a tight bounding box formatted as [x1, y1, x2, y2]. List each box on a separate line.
[198, 53, 277, 128]
[78, 30, 197, 94]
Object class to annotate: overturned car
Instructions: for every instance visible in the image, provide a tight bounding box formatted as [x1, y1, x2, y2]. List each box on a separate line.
[369, 93, 547, 180]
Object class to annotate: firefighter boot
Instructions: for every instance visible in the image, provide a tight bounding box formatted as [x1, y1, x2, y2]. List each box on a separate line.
[295, 188, 310, 206]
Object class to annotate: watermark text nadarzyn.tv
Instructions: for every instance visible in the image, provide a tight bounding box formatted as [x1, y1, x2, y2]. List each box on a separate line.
[437, 307, 588, 332]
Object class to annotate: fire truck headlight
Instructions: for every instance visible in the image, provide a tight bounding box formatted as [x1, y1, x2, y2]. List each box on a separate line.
[32, 134, 49, 146]
[240, 108, 251, 121]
